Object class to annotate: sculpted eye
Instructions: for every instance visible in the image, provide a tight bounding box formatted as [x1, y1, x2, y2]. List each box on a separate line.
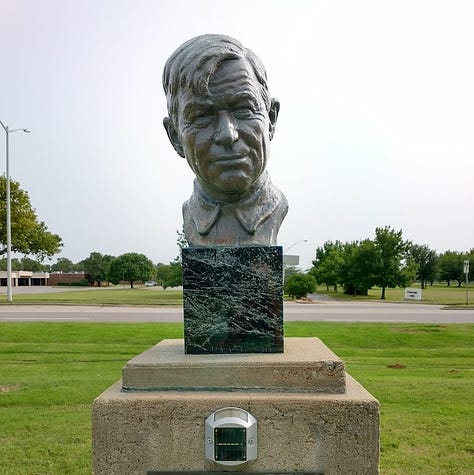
[192, 112, 214, 126]
[184, 107, 215, 127]
[233, 108, 254, 120]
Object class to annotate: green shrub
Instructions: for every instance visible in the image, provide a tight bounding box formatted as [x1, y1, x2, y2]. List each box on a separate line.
[285, 273, 316, 298]
[56, 280, 89, 287]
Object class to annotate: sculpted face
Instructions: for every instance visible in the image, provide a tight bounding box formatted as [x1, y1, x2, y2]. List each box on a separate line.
[170, 58, 279, 200]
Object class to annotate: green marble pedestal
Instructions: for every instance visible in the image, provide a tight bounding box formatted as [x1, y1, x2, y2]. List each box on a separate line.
[182, 246, 283, 354]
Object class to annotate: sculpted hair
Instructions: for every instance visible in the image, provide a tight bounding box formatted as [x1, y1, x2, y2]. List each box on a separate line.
[163, 34, 270, 127]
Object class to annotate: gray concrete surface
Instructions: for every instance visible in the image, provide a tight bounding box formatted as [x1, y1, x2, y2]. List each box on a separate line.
[0, 301, 473, 323]
[93, 339, 379, 474]
[122, 338, 346, 393]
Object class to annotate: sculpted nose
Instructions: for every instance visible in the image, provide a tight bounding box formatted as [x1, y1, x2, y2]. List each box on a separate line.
[214, 112, 238, 146]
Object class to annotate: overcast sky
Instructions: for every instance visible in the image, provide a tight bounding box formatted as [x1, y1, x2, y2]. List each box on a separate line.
[1, 0, 473, 270]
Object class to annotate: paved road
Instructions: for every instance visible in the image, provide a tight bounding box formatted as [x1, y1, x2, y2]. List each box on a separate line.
[1, 301, 473, 323]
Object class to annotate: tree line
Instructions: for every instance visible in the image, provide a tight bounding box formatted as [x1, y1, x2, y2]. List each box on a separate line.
[309, 226, 473, 299]
[0, 177, 185, 289]
[3, 225, 471, 293]
[0, 252, 186, 290]
[1, 177, 471, 294]
[0, 228, 189, 289]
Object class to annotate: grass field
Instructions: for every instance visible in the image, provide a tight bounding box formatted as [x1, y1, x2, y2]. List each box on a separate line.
[316, 283, 473, 306]
[1, 322, 473, 474]
[0, 288, 183, 306]
[1, 284, 472, 307]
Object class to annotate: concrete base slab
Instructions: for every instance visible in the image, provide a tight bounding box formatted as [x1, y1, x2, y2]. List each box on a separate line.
[93, 376, 378, 474]
[122, 338, 346, 393]
[92, 338, 379, 474]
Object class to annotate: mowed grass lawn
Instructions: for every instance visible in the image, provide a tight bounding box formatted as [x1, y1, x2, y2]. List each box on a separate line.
[1, 284, 471, 307]
[316, 284, 473, 306]
[0, 288, 183, 306]
[1, 322, 473, 474]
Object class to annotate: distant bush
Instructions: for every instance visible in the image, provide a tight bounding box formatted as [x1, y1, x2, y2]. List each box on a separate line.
[56, 280, 89, 287]
[285, 273, 316, 299]
[71, 279, 89, 287]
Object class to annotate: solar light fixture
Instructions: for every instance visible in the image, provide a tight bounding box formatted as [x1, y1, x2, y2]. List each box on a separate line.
[205, 407, 257, 467]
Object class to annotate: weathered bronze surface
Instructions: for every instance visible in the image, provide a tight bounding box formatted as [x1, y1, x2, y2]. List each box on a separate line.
[163, 34, 287, 246]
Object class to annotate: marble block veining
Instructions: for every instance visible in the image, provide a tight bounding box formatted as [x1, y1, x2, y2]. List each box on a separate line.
[182, 246, 283, 354]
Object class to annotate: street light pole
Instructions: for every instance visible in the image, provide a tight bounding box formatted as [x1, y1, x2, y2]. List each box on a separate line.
[5, 125, 12, 303]
[0, 120, 30, 302]
[285, 239, 309, 253]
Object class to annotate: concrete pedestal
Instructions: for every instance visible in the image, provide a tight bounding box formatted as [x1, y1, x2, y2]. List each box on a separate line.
[92, 338, 379, 474]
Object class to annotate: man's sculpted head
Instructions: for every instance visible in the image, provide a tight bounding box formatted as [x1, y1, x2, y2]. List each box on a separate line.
[163, 34, 272, 132]
[163, 35, 287, 246]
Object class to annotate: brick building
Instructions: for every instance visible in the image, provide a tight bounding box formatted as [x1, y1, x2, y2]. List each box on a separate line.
[0, 271, 90, 287]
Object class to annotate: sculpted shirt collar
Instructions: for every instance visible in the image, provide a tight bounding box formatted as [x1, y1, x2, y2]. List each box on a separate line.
[189, 173, 277, 236]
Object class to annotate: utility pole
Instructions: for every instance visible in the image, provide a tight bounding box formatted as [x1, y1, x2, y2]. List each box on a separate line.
[0, 120, 30, 302]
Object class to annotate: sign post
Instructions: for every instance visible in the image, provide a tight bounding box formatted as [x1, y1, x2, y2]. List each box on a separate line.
[463, 260, 470, 305]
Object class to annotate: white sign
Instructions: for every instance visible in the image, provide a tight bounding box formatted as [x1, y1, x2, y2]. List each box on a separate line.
[464, 260, 470, 274]
[283, 254, 300, 266]
[404, 288, 422, 301]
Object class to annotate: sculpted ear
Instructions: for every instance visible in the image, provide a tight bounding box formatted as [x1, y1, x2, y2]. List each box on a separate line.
[268, 98, 280, 140]
[163, 117, 185, 158]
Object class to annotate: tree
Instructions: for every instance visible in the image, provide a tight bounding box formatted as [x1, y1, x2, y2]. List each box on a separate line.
[20, 256, 46, 272]
[0, 258, 21, 271]
[310, 241, 344, 291]
[50, 257, 76, 273]
[439, 251, 465, 287]
[467, 249, 474, 283]
[285, 273, 316, 299]
[409, 244, 438, 289]
[0, 257, 46, 271]
[74, 260, 85, 272]
[339, 240, 378, 296]
[175, 228, 188, 262]
[81, 252, 115, 286]
[156, 262, 182, 289]
[373, 226, 413, 299]
[109, 253, 154, 288]
[284, 265, 300, 286]
[0, 176, 62, 259]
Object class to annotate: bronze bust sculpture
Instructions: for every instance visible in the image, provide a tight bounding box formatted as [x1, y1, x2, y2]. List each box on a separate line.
[163, 34, 287, 246]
